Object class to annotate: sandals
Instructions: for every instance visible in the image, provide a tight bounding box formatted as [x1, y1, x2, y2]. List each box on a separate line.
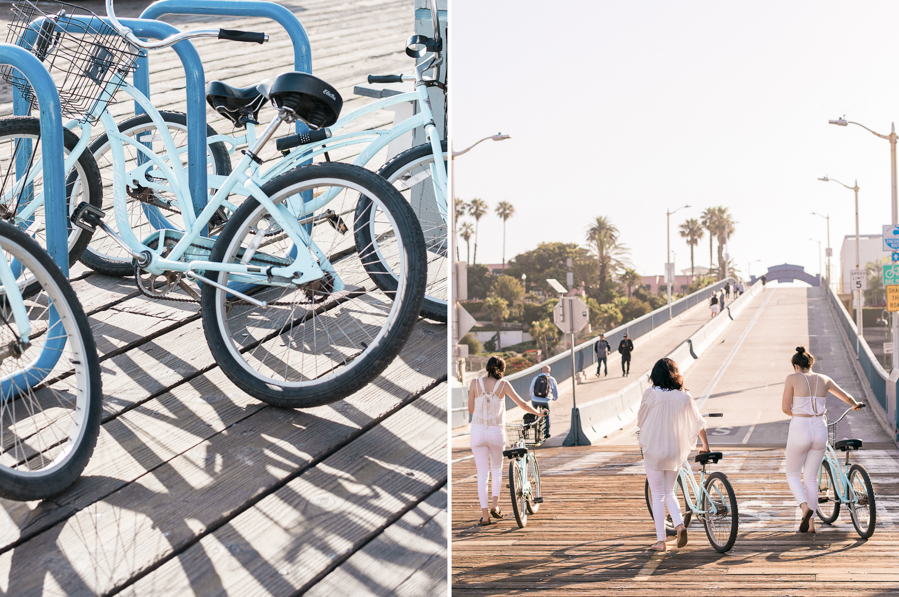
[799, 508, 814, 533]
[676, 525, 688, 548]
[478, 518, 492, 526]
[490, 508, 506, 520]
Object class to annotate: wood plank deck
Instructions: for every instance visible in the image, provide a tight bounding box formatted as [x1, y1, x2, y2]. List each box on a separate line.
[0, 1, 447, 595]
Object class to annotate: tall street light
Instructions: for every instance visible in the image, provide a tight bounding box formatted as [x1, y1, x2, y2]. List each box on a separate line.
[811, 212, 831, 286]
[748, 259, 761, 279]
[829, 118, 897, 368]
[451, 133, 511, 381]
[819, 176, 863, 340]
[666, 205, 690, 317]
[809, 238, 822, 279]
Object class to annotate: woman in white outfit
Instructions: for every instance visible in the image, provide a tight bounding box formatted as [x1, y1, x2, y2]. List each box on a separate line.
[638, 358, 710, 551]
[468, 356, 546, 526]
[781, 346, 863, 533]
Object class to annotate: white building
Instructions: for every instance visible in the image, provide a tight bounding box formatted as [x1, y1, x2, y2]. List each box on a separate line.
[839, 234, 890, 293]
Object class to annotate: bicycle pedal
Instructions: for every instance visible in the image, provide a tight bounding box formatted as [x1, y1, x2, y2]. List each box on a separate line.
[324, 209, 348, 234]
[533, 497, 544, 504]
[71, 202, 105, 232]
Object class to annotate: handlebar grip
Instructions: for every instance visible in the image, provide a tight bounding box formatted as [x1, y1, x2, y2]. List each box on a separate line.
[276, 129, 331, 153]
[218, 29, 267, 44]
[368, 75, 404, 84]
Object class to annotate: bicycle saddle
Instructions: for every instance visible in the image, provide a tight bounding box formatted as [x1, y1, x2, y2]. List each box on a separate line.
[694, 451, 723, 464]
[205, 81, 267, 127]
[834, 439, 863, 452]
[503, 447, 527, 460]
[256, 72, 343, 129]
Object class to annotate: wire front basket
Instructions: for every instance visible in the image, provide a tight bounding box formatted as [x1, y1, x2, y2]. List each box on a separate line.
[2, 0, 143, 123]
[827, 420, 838, 447]
[506, 415, 546, 449]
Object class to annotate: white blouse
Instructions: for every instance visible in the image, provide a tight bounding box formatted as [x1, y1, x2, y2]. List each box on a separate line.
[637, 386, 706, 471]
[471, 378, 506, 428]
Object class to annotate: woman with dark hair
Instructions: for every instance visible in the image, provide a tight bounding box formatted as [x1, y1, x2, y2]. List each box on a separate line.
[782, 346, 863, 533]
[468, 356, 546, 526]
[638, 358, 710, 551]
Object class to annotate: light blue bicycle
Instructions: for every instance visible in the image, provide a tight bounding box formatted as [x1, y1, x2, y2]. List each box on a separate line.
[815, 404, 876, 538]
[504, 414, 546, 528]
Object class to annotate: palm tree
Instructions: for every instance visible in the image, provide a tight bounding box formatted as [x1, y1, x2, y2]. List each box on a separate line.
[495, 201, 515, 268]
[529, 318, 553, 357]
[713, 207, 736, 280]
[619, 268, 642, 297]
[679, 218, 704, 278]
[484, 294, 509, 350]
[468, 198, 488, 265]
[586, 216, 629, 297]
[459, 222, 474, 264]
[701, 208, 716, 273]
[454, 198, 467, 260]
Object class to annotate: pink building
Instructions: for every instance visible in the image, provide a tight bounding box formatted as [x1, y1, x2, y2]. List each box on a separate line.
[641, 275, 694, 295]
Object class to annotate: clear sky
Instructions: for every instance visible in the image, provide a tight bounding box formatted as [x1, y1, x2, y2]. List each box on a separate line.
[451, 0, 899, 282]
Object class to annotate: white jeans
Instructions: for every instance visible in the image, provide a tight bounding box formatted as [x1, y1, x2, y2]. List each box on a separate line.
[645, 464, 684, 542]
[471, 424, 504, 509]
[785, 416, 828, 512]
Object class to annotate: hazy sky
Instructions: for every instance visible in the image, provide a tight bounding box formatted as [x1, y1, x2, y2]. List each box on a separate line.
[452, 0, 899, 281]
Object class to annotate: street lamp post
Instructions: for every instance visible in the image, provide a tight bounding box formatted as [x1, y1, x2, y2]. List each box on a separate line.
[819, 176, 863, 340]
[829, 118, 897, 368]
[809, 238, 822, 279]
[811, 212, 831, 286]
[452, 133, 511, 381]
[666, 205, 690, 317]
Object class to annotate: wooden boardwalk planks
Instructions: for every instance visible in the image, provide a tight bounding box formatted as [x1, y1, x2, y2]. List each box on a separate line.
[0, 0, 447, 595]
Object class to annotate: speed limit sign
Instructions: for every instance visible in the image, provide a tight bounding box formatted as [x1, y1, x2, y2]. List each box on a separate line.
[851, 269, 867, 291]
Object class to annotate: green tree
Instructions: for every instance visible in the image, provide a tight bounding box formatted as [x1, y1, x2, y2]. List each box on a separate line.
[865, 258, 889, 306]
[459, 222, 474, 264]
[713, 207, 736, 280]
[621, 296, 652, 322]
[484, 294, 510, 350]
[495, 200, 515, 268]
[701, 208, 717, 273]
[595, 299, 625, 331]
[679, 218, 704, 278]
[586, 216, 629, 297]
[468, 198, 488, 265]
[529, 318, 559, 357]
[619, 267, 642, 297]
[466, 264, 493, 300]
[459, 333, 482, 355]
[492, 275, 525, 315]
[687, 274, 716, 294]
[504, 242, 592, 295]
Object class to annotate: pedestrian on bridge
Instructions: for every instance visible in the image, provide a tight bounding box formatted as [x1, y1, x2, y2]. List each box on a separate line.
[595, 334, 612, 377]
[725, 281, 731, 298]
[638, 358, 711, 551]
[709, 294, 720, 318]
[782, 346, 864, 534]
[719, 289, 726, 310]
[469, 356, 547, 526]
[530, 366, 558, 437]
[618, 333, 634, 376]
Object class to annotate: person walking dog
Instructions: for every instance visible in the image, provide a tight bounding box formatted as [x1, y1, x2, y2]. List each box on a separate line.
[781, 346, 863, 533]
[595, 334, 612, 377]
[618, 333, 634, 376]
[530, 365, 558, 437]
[638, 358, 710, 551]
[469, 356, 546, 526]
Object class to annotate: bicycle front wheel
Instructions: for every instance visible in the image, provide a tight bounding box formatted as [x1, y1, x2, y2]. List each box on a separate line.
[816, 459, 840, 524]
[509, 459, 527, 528]
[644, 475, 692, 536]
[356, 142, 447, 321]
[0, 221, 101, 501]
[201, 162, 426, 408]
[525, 453, 541, 514]
[702, 471, 739, 552]
[848, 464, 876, 539]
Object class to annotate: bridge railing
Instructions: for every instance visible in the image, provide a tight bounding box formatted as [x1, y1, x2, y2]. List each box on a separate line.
[452, 278, 736, 430]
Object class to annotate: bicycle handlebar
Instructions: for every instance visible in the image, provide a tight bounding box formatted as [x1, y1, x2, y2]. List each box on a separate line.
[829, 403, 866, 426]
[368, 74, 407, 84]
[218, 29, 268, 44]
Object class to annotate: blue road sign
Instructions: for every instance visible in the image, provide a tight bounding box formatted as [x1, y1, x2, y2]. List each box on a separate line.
[884, 225, 899, 251]
[893, 253, 899, 262]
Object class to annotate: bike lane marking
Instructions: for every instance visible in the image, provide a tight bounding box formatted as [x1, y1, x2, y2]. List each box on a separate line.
[633, 552, 666, 580]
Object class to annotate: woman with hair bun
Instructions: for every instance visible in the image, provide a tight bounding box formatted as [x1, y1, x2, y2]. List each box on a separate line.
[638, 358, 710, 551]
[782, 346, 863, 533]
[468, 356, 546, 526]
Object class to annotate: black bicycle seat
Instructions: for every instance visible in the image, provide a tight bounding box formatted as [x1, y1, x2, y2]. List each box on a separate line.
[503, 447, 527, 460]
[205, 81, 266, 127]
[834, 439, 863, 452]
[694, 451, 723, 465]
[256, 72, 342, 129]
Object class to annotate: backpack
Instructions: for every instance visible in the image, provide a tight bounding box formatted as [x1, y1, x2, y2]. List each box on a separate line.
[533, 374, 550, 398]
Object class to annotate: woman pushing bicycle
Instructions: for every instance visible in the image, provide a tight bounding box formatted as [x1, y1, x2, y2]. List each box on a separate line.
[468, 356, 546, 526]
[781, 346, 863, 533]
[638, 358, 710, 551]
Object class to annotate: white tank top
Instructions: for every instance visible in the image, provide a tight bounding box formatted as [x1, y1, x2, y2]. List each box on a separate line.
[792, 373, 826, 417]
[471, 378, 506, 427]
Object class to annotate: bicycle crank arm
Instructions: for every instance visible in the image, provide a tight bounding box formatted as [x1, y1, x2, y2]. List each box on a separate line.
[183, 271, 268, 308]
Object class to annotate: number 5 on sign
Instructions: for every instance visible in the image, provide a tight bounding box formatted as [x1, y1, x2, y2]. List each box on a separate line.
[851, 269, 867, 290]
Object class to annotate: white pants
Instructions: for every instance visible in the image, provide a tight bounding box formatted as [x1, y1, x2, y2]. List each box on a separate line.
[785, 416, 828, 512]
[645, 464, 684, 542]
[471, 424, 505, 509]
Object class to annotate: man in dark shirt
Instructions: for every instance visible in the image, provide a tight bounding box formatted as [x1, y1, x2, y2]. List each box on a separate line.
[618, 333, 634, 376]
[594, 334, 611, 376]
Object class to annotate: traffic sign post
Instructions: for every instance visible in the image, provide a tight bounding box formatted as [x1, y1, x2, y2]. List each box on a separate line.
[883, 264, 899, 286]
[888, 286, 899, 312]
[550, 282, 590, 446]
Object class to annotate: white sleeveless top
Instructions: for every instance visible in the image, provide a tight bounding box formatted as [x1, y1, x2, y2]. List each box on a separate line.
[637, 387, 706, 471]
[792, 373, 826, 417]
[471, 378, 506, 427]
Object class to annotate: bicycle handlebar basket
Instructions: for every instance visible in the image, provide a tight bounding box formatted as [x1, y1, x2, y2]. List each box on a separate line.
[2, 0, 143, 123]
[507, 414, 546, 449]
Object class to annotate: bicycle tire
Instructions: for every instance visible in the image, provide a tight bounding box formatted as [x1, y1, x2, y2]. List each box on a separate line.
[702, 471, 739, 552]
[0, 116, 103, 290]
[0, 221, 101, 501]
[356, 142, 447, 321]
[848, 463, 876, 539]
[509, 459, 527, 528]
[525, 453, 541, 514]
[200, 162, 426, 408]
[816, 459, 840, 524]
[81, 111, 232, 276]
[644, 475, 692, 536]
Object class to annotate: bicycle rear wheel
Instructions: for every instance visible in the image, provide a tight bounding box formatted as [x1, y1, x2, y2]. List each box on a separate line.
[644, 475, 692, 536]
[816, 459, 840, 524]
[509, 459, 527, 528]
[848, 464, 876, 539]
[702, 471, 739, 552]
[525, 453, 541, 514]
[0, 221, 101, 500]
